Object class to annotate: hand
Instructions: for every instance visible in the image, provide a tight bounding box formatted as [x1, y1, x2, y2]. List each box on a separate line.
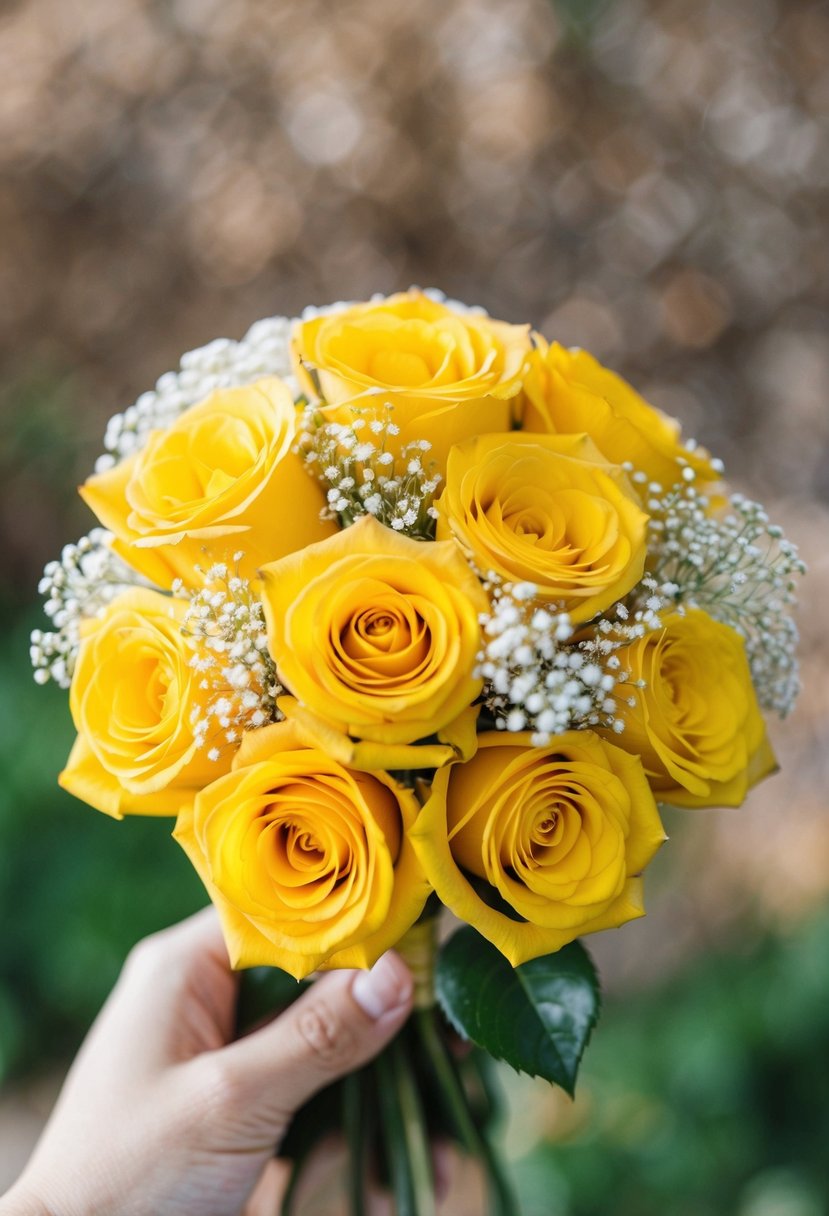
[1, 908, 414, 1216]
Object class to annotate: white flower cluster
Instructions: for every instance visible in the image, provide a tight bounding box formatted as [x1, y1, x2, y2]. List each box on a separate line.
[476, 570, 678, 746]
[96, 316, 296, 473]
[179, 560, 281, 760]
[476, 581, 626, 746]
[298, 406, 442, 539]
[30, 529, 150, 688]
[646, 481, 806, 715]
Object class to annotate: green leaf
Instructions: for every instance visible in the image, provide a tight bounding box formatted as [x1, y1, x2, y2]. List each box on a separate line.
[435, 927, 601, 1096]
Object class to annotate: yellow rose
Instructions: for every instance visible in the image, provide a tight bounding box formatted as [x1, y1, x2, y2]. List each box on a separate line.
[521, 339, 717, 489]
[602, 610, 777, 807]
[292, 291, 532, 474]
[59, 588, 229, 818]
[259, 514, 487, 771]
[436, 431, 649, 623]
[81, 378, 335, 588]
[174, 720, 431, 978]
[410, 731, 666, 966]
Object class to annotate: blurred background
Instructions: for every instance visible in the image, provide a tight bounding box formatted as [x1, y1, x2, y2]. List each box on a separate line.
[1, 0, 828, 1211]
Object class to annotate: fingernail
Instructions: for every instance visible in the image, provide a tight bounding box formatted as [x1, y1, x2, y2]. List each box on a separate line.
[352, 952, 413, 1020]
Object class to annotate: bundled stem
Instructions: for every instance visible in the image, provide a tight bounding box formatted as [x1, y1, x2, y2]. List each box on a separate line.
[280, 916, 519, 1214]
[374, 1041, 436, 1216]
[344, 1070, 370, 1216]
[413, 1007, 520, 1216]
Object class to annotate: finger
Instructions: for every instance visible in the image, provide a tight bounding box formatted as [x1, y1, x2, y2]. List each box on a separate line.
[102, 907, 237, 1060]
[124, 906, 231, 980]
[219, 951, 413, 1131]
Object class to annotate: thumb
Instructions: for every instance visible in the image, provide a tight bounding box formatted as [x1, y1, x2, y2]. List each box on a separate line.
[213, 951, 413, 1139]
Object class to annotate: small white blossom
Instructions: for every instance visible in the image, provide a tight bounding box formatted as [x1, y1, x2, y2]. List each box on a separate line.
[30, 529, 152, 687]
[477, 581, 622, 737]
[96, 315, 296, 469]
[645, 482, 805, 715]
[297, 403, 442, 539]
[182, 562, 282, 756]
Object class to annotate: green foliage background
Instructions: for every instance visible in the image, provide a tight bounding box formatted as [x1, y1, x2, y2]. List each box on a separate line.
[0, 606, 206, 1082]
[511, 908, 829, 1216]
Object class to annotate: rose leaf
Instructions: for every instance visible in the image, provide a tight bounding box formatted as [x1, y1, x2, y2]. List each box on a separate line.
[435, 926, 601, 1096]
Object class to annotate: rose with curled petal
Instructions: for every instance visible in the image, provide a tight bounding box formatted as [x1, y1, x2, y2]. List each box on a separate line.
[174, 721, 431, 978]
[521, 339, 717, 490]
[292, 290, 532, 475]
[258, 514, 488, 772]
[435, 431, 649, 624]
[81, 378, 334, 588]
[59, 588, 231, 819]
[410, 731, 666, 966]
[600, 610, 777, 808]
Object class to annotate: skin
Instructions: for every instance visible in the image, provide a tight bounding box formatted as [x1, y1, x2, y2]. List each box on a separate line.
[0, 909, 416, 1216]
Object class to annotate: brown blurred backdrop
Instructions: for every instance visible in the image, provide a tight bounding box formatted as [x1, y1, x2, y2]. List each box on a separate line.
[2, 0, 829, 573]
[1, 0, 828, 1208]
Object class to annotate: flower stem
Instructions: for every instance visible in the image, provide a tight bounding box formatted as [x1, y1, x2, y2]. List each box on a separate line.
[375, 1049, 416, 1215]
[390, 1035, 437, 1216]
[343, 1070, 369, 1216]
[414, 1007, 520, 1216]
[374, 1036, 436, 1216]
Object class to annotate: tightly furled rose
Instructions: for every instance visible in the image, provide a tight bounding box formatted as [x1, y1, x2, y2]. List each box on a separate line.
[602, 610, 777, 808]
[436, 432, 649, 623]
[81, 378, 334, 588]
[410, 731, 666, 966]
[521, 340, 717, 489]
[174, 721, 431, 978]
[259, 515, 487, 771]
[60, 588, 229, 818]
[292, 290, 532, 474]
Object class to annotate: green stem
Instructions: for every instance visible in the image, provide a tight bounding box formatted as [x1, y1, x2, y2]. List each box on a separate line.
[375, 1048, 417, 1215]
[374, 1035, 437, 1216]
[343, 1070, 368, 1216]
[390, 1035, 437, 1216]
[414, 1007, 520, 1216]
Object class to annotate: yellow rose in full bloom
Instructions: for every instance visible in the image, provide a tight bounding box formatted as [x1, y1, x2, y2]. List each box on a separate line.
[60, 588, 229, 818]
[410, 731, 666, 966]
[174, 721, 431, 978]
[292, 291, 532, 474]
[521, 339, 717, 489]
[259, 514, 487, 771]
[81, 378, 335, 588]
[602, 610, 777, 807]
[436, 432, 649, 623]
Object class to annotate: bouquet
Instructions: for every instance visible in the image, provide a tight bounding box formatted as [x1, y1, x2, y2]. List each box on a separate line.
[32, 289, 804, 1213]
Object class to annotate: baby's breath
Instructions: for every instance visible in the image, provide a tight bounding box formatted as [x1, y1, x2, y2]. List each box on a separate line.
[297, 405, 441, 539]
[30, 529, 151, 688]
[476, 580, 629, 745]
[645, 480, 805, 715]
[476, 569, 678, 745]
[96, 316, 296, 472]
[179, 558, 281, 757]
